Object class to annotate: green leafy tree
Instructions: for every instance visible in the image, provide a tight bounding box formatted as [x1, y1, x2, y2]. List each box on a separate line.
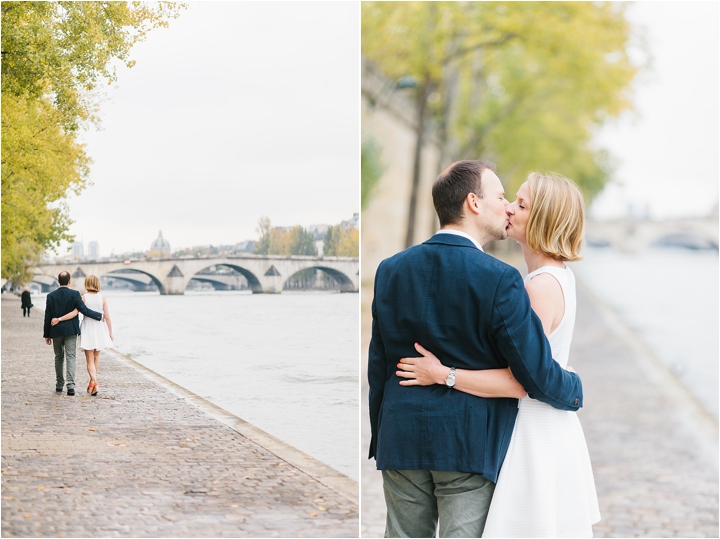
[254, 215, 273, 255]
[287, 226, 318, 256]
[362, 2, 639, 246]
[2, 1, 183, 131]
[255, 217, 317, 256]
[323, 226, 337, 256]
[2, 94, 90, 282]
[1, 1, 183, 282]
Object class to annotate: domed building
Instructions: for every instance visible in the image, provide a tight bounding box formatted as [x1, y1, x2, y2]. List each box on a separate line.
[150, 230, 171, 257]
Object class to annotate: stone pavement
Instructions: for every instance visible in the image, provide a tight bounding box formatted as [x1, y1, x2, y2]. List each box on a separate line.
[1, 294, 358, 538]
[360, 277, 719, 538]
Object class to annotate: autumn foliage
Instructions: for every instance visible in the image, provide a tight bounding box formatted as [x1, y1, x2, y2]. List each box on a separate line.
[1, 2, 183, 282]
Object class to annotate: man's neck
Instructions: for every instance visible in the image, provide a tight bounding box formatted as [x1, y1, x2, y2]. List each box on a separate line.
[441, 224, 487, 247]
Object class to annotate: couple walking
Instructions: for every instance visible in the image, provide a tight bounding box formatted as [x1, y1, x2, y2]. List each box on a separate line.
[43, 271, 114, 396]
[369, 160, 600, 537]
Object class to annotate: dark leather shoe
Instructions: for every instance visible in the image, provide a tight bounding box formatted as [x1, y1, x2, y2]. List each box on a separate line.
[56, 387, 63, 393]
[67, 389, 75, 396]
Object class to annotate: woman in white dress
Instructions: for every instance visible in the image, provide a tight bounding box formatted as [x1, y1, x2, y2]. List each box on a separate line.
[52, 275, 113, 396]
[397, 172, 600, 537]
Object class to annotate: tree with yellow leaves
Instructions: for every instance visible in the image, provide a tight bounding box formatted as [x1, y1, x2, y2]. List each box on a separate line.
[362, 2, 640, 247]
[324, 225, 359, 257]
[1, 2, 184, 282]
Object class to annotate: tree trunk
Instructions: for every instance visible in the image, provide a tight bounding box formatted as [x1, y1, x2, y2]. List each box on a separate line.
[405, 81, 432, 248]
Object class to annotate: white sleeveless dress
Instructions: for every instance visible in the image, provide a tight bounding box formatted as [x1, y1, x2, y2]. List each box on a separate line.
[78, 293, 113, 351]
[483, 266, 600, 537]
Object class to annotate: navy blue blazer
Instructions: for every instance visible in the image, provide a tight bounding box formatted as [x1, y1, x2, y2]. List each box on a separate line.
[43, 286, 103, 339]
[368, 233, 583, 482]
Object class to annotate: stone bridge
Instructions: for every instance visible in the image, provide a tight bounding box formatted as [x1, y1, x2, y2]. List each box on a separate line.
[585, 216, 718, 252]
[35, 254, 359, 295]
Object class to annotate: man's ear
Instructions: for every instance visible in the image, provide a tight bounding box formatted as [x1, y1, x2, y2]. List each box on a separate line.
[466, 192, 481, 216]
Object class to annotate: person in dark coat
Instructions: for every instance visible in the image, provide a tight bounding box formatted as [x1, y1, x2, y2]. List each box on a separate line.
[368, 160, 583, 537]
[43, 271, 103, 396]
[20, 286, 33, 317]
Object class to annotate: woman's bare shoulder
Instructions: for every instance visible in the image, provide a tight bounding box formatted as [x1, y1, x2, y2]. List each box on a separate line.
[525, 273, 563, 308]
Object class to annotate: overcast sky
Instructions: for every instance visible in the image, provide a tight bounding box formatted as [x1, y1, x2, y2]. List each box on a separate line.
[590, 1, 719, 220]
[67, 2, 359, 258]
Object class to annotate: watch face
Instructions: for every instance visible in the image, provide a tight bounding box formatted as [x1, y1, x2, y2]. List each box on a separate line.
[446, 375, 456, 387]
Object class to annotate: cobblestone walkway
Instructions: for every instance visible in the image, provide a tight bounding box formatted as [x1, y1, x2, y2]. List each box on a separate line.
[361, 279, 719, 538]
[1, 295, 358, 537]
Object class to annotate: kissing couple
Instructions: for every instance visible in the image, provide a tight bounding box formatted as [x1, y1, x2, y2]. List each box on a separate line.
[368, 160, 601, 537]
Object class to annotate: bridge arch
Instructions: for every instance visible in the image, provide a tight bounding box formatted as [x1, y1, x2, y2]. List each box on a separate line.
[584, 218, 719, 253]
[188, 264, 263, 293]
[648, 232, 718, 250]
[283, 265, 356, 292]
[103, 268, 166, 294]
[30, 273, 58, 293]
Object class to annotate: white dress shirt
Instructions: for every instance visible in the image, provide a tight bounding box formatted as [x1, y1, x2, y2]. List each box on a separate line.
[436, 229, 484, 252]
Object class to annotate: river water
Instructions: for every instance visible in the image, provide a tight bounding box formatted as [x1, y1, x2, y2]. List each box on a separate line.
[569, 246, 719, 419]
[36, 290, 359, 480]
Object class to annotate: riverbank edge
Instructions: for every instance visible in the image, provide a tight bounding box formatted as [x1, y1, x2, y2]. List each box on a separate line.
[9, 294, 358, 505]
[574, 275, 719, 453]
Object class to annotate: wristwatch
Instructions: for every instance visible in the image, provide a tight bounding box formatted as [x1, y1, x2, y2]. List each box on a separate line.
[445, 367, 456, 388]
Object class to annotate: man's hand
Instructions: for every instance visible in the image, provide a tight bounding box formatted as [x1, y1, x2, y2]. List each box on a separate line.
[45, 338, 52, 345]
[51, 318, 60, 326]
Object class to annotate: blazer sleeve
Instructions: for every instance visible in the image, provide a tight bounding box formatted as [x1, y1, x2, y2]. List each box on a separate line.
[43, 295, 53, 338]
[490, 266, 583, 411]
[72, 292, 103, 321]
[367, 274, 387, 459]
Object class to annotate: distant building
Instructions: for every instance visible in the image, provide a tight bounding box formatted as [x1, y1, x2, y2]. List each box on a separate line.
[150, 231, 171, 257]
[341, 213, 359, 230]
[72, 241, 84, 259]
[87, 241, 99, 260]
[233, 240, 255, 253]
[307, 224, 330, 241]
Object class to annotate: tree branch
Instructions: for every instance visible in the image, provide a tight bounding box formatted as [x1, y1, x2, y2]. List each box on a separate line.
[444, 33, 519, 63]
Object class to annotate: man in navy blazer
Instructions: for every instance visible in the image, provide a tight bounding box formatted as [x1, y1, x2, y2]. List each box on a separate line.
[368, 160, 584, 537]
[44, 271, 103, 395]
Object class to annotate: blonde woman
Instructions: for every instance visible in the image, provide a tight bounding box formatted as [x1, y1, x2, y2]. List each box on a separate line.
[397, 173, 600, 537]
[52, 275, 113, 396]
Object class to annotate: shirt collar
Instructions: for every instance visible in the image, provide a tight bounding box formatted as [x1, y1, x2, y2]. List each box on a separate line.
[436, 229, 484, 252]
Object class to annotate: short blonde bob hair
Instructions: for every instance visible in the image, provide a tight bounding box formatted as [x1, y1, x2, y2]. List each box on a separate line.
[525, 172, 585, 262]
[84, 275, 101, 293]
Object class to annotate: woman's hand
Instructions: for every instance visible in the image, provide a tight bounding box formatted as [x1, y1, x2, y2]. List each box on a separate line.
[51, 317, 60, 326]
[397, 343, 450, 386]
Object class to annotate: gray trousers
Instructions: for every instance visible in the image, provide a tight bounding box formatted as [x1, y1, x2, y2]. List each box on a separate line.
[382, 469, 495, 538]
[53, 335, 78, 390]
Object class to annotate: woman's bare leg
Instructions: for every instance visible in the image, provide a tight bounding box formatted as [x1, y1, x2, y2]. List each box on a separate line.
[85, 350, 97, 391]
[94, 351, 100, 382]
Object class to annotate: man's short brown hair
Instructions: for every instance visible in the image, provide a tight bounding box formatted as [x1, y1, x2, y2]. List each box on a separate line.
[432, 160, 496, 227]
